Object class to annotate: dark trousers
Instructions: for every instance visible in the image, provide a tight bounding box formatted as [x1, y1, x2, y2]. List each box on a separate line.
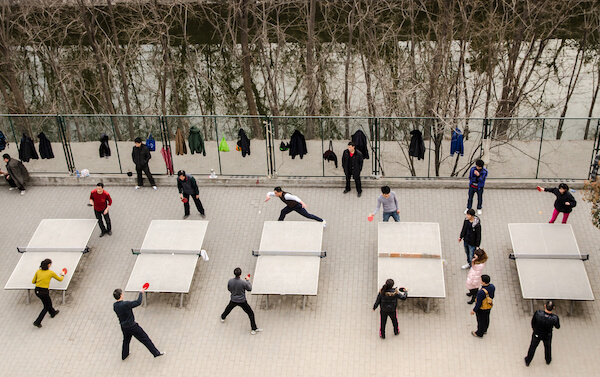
[525, 333, 552, 364]
[467, 186, 484, 209]
[221, 300, 257, 330]
[278, 203, 323, 222]
[34, 287, 57, 325]
[121, 323, 161, 360]
[136, 165, 156, 186]
[475, 309, 491, 337]
[5, 175, 24, 191]
[94, 210, 111, 233]
[183, 193, 205, 216]
[379, 310, 399, 337]
[345, 172, 362, 193]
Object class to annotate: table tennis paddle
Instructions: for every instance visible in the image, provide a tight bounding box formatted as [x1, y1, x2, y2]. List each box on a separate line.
[181, 197, 188, 203]
[536, 186, 542, 191]
[142, 282, 150, 291]
[62, 268, 67, 275]
[367, 215, 374, 222]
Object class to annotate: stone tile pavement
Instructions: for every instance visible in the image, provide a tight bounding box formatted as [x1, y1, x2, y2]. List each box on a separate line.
[1, 182, 600, 377]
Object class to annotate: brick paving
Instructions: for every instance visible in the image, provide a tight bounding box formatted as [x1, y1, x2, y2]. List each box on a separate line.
[1, 182, 600, 377]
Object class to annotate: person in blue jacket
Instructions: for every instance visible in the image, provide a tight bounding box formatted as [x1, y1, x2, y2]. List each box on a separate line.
[465, 160, 487, 215]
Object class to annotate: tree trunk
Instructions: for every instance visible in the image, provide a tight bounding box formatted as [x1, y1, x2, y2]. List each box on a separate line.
[305, 0, 317, 138]
[239, 0, 261, 136]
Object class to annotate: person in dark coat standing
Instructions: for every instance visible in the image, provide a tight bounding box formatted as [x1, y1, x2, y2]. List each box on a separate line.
[538, 183, 576, 224]
[177, 170, 205, 219]
[373, 278, 407, 339]
[524, 301, 560, 366]
[471, 274, 495, 338]
[459, 209, 481, 270]
[1, 153, 29, 195]
[342, 141, 364, 197]
[99, 133, 111, 158]
[237, 129, 251, 157]
[220, 267, 262, 335]
[37, 132, 54, 159]
[466, 159, 487, 215]
[19, 133, 38, 162]
[113, 288, 164, 360]
[289, 130, 307, 159]
[132, 137, 156, 190]
[409, 129, 426, 160]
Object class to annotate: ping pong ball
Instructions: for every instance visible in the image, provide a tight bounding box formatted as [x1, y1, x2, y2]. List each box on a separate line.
[539, 211, 542, 214]
[172, 253, 174, 255]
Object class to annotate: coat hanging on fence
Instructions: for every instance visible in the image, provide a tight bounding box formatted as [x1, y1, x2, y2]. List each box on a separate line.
[188, 126, 206, 156]
[37, 132, 54, 159]
[409, 130, 425, 160]
[450, 127, 464, 156]
[0, 131, 7, 151]
[175, 127, 187, 155]
[237, 129, 251, 157]
[99, 133, 111, 158]
[289, 130, 307, 159]
[161, 146, 174, 175]
[19, 133, 38, 162]
[323, 140, 338, 168]
[351, 130, 369, 159]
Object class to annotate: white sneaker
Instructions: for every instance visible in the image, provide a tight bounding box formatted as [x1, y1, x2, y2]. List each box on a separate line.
[461, 264, 470, 270]
[152, 186, 158, 190]
[251, 328, 263, 335]
[464, 208, 469, 214]
[477, 209, 482, 215]
[134, 186, 140, 190]
[20, 190, 25, 195]
[8, 187, 14, 191]
[220, 317, 225, 323]
[322, 220, 327, 228]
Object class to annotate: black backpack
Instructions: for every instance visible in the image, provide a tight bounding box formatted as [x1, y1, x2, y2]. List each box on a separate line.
[279, 141, 289, 151]
[323, 140, 338, 168]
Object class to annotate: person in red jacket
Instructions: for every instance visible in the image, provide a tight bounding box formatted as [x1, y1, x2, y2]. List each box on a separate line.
[89, 182, 112, 237]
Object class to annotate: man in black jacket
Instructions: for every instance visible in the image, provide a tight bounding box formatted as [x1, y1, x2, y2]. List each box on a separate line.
[132, 137, 157, 190]
[113, 288, 164, 360]
[177, 170, 205, 219]
[525, 301, 560, 366]
[342, 142, 364, 197]
[459, 209, 481, 270]
[1, 153, 29, 195]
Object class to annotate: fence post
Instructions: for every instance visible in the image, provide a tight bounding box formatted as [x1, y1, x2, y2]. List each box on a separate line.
[214, 116, 223, 175]
[427, 119, 432, 178]
[589, 119, 600, 180]
[7, 115, 20, 155]
[535, 119, 545, 179]
[321, 117, 325, 177]
[56, 115, 75, 173]
[263, 116, 275, 178]
[108, 115, 123, 173]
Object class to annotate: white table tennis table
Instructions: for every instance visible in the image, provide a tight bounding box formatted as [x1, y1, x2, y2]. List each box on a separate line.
[508, 223, 594, 314]
[378, 222, 446, 312]
[251, 221, 325, 309]
[125, 220, 209, 308]
[4, 219, 98, 304]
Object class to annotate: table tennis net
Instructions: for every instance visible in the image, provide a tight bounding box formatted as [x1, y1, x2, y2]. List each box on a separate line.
[378, 252, 441, 259]
[252, 250, 326, 258]
[132, 248, 202, 255]
[18, 246, 88, 253]
[509, 253, 589, 261]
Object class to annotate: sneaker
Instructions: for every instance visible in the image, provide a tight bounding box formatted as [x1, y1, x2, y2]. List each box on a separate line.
[461, 264, 470, 270]
[379, 334, 385, 339]
[357, 192, 362, 197]
[464, 208, 469, 214]
[343, 189, 350, 194]
[477, 209, 482, 215]
[220, 318, 225, 323]
[155, 352, 165, 358]
[33, 322, 42, 328]
[467, 299, 475, 304]
[471, 331, 480, 338]
[546, 360, 551, 365]
[134, 186, 140, 190]
[200, 213, 206, 218]
[183, 215, 189, 219]
[99, 232, 106, 238]
[20, 190, 25, 195]
[322, 220, 327, 228]
[152, 186, 158, 190]
[50, 310, 60, 318]
[250, 328, 263, 335]
[8, 187, 14, 191]
[107, 230, 112, 236]
[524, 358, 530, 367]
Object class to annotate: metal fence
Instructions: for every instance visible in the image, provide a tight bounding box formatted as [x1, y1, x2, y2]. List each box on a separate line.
[0, 115, 598, 180]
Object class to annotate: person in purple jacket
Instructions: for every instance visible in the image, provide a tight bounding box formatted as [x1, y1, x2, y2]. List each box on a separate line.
[465, 160, 487, 215]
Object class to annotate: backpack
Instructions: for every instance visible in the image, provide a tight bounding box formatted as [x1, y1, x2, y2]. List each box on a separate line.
[323, 140, 338, 168]
[279, 141, 289, 151]
[146, 133, 156, 151]
[480, 288, 493, 310]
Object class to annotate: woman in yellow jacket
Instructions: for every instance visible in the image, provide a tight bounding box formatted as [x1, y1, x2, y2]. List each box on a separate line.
[32, 258, 64, 328]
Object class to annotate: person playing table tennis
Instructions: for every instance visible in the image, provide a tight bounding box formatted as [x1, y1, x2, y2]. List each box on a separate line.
[369, 185, 400, 222]
[538, 183, 577, 224]
[177, 170, 206, 219]
[372, 279, 408, 339]
[89, 182, 112, 237]
[265, 187, 326, 227]
[32, 258, 64, 328]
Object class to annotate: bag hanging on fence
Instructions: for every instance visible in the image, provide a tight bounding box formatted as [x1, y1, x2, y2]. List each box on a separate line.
[323, 140, 338, 168]
[218, 137, 230, 152]
[146, 133, 156, 152]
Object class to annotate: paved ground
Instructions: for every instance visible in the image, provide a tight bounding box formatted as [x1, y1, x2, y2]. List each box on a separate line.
[1, 182, 600, 377]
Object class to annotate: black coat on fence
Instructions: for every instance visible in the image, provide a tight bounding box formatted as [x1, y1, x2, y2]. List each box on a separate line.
[237, 129, 251, 157]
[409, 129, 426, 160]
[289, 130, 307, 159]
[19, 133, 39, 162]
[38, 132, 54, 159]
[351, 130, 369, 159]
[99, 133, 111, 158]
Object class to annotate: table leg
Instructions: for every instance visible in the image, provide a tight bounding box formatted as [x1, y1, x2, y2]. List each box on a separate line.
[26, 289, 30, 305]
[569, 300, 574, 316]
[180, 293, 184, 308]
[265, 295, 269, 310]
[143, 292, 147, 307]
[426, 298, 431, 313]
[62, 291, 66, 305]
[530, 299, 534, 315]
[302, 296, 306, 310]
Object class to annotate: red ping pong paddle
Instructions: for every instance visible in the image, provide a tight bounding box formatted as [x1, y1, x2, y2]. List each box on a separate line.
[367, 215, 374, 222]
[247, 274, 251, 279]
[181, 197, 188, 203]
[536, 186, 542, 191]
[142, 282, 150, 291]
[62, 268, 67, 275]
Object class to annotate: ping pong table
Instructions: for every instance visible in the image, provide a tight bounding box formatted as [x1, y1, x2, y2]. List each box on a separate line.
[508, 223, 594, 314]
[251, 221, 325, 309]
[4, 219, 98, 304]
[125, 220, 209, 308]
[378, 222, 446, 312]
